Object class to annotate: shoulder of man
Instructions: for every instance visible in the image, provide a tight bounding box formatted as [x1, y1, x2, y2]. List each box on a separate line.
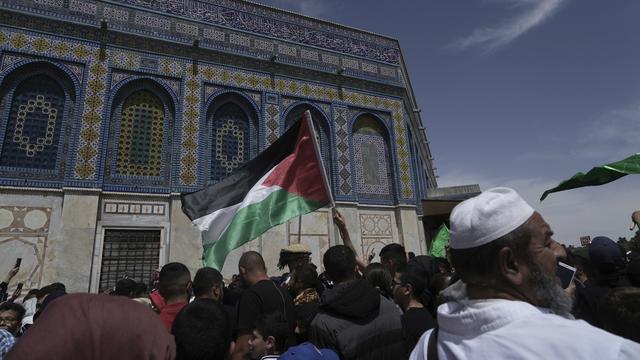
[408, 329, 434, 360]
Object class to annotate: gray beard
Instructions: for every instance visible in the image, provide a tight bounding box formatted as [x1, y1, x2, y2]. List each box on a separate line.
[528, 260, 573, 318]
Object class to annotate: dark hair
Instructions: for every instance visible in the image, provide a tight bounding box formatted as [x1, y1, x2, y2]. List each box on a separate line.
[278, 252, 310, 270]
[365, 263, 392, 299]
[0, 302, 26, 321]
[450, 223, 530, 285]
[159, 262, 191, 300]
[37, 282, 66, 299]
[323, 245, 356, 283]
[292, 264, 318, 290]
[113, 278, 137, 297]
[380, 243, 407, 270]
[254, 312, 292, 354]
[398, 267, 428, 299]
[193, 267, 223, 297]
[173, 299, 231, 360]
[597, 287, 640, 342]
[135, 282, 148, 298]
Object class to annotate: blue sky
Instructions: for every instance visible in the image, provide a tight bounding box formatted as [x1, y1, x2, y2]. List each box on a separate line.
[254, 0, 640, 246]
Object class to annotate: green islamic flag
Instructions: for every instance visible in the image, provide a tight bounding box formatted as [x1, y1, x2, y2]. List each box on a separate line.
[430, 224, 449, 259]
[540, 153, 640, 201]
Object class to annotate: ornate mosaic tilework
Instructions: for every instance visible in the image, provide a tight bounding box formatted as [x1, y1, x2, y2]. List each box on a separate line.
[204, 85, 224, 101]
[0, 29, 101, 181]
[210, 103, 249, 182]
[2, 1, 403, 87]
[159, 59, 184, 77]
[229, 34, 251, 47]
[203, 28, 225, 42]
[111, 50, 141, 71]
[103, 6, 129, 22]
[0, 76, 64, 170]
[107, 0, 400, 64]
[34, 0, 63, 7]
[0, 27, 418, 197]
[333, 106, 352, 196]
[321, 54, 340, 66]
[176, 22, 199, 37]
[274, 79, 338, 102]
[115, 90, 165, 177]
[264, 102, 280, 147]
[199, 65, 271, 91]
[249, 93, 261, 110]
[361, 62, 378, 74]
[69, 0, 97, 16]
[75, 61, 107, 180]
[134, 12, 172, 31]
[342, 90, 413, 199]
[254, 39, 273, 52]
[1, 53, 83, 84]
[179, 68, 201, 186]
[353, 133, 391, 197]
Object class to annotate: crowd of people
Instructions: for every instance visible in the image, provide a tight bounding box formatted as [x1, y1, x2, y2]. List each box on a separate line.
[1, 188, 640, 359]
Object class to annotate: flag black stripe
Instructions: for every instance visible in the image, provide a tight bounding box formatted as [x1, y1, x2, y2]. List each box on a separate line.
[181, 120, 302, 221]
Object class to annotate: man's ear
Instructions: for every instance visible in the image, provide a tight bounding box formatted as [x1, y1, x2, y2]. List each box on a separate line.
[226, 340, 235, 360]
[498, 247, 525, 286]
[404, 283, 413, 297]
[266, 335, 276, 352]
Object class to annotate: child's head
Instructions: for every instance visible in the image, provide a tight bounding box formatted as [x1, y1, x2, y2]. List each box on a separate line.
[248, 312, 292, 359]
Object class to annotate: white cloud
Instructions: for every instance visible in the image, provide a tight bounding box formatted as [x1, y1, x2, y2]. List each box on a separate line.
[515, 101, 640, 164]
[573, 103, 640, 161]
[438, 170, 640, 246]
[451, 0, 568, 53]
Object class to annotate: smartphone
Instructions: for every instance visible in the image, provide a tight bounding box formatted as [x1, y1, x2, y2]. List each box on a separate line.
[556, 262, 576, 289]
[15, 258, 22, 268]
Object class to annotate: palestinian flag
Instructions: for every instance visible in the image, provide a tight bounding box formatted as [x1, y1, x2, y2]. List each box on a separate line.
[181, 111, 333, 270]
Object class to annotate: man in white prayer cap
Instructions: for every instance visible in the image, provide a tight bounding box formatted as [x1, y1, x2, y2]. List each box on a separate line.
[410, 187, 640, 360]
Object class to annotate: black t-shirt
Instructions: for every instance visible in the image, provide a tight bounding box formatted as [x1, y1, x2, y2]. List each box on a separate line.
[401, 307, 436, 354]
[236, 279, 296, 334]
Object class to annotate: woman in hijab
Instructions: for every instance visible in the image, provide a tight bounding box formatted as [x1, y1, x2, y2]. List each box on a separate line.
[6, 294, 175, 360]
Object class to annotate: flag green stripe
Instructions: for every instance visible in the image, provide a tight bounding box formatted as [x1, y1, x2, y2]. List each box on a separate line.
[540, 153, 640, 201]
[430, 223, 449, 259]
[203, 188, 325, 269]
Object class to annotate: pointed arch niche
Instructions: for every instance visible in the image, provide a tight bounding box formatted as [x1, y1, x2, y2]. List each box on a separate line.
[351, 113, 395, 203]
[0, 62, 77, 183]
[283, 103, 332, 187]
[206, 93, 258, 184]
[105, 79, 175, 190]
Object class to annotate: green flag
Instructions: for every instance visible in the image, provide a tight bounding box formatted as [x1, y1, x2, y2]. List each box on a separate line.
[540, 153, 640, 201]
[430, 223, 449, 259]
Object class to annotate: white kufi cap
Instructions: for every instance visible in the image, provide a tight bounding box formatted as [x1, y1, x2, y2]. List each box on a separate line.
[449, 187, 534, 249]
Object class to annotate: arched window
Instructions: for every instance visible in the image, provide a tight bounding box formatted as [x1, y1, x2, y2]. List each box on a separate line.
[284, 104, 331, 183]
[208, 94, 258, 183]
[352, 114, 394, 202]
[115, 90, 165, 177]
[0, 65, 75, 182]
[105, 80, 174, 190]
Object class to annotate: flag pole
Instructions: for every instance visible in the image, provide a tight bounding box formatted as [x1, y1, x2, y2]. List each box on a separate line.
[303, 110, 335, 208]
[297, 215, 302, 244]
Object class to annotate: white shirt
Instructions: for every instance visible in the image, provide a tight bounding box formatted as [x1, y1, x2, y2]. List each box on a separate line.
[410, 285, 640, 360]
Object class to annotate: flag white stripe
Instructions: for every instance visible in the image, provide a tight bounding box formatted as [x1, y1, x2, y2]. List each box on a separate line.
[193, 167, 282, 245]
